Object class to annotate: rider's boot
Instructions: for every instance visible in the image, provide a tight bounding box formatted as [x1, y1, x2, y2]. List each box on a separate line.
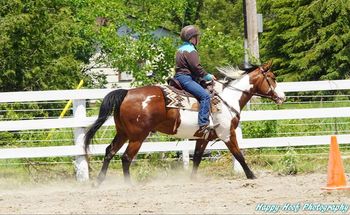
[194, 123, 220, 139]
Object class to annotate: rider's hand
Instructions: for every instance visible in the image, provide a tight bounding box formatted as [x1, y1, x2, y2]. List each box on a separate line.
[204, 74, 216, 81]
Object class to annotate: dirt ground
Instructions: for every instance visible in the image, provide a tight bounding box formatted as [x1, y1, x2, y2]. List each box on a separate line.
[0, 171, 349, 214]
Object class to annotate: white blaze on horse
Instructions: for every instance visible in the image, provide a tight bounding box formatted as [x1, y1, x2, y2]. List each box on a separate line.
[84, 61, 286, 185]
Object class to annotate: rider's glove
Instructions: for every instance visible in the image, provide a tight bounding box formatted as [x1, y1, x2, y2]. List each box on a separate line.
[204, 74, 213, 81]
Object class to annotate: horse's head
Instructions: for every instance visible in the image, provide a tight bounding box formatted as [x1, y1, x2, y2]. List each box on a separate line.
[249, 61, 286, 105]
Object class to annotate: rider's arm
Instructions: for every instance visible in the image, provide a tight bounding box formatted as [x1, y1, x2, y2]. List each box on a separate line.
[184, 51, 208, 77]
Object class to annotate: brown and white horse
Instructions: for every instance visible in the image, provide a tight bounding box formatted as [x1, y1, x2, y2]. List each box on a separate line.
[84, 61, 285, 185]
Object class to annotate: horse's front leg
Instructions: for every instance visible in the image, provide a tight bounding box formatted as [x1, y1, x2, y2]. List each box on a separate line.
[191, 139, 209, 179]
[225, 127, 256, 179]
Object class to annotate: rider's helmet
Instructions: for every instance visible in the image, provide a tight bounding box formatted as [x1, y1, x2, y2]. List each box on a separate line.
[180, 25, 200, 42]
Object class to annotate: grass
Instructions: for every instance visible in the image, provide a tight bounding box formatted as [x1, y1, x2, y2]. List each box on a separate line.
[2, 146, 350, 186]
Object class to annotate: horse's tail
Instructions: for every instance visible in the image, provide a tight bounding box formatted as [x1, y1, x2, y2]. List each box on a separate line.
[84, 89, 128, 153]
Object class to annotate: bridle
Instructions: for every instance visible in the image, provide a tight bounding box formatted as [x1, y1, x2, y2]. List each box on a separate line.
[215, 67, 280, 119]
[257, 67, 279, 100]
[218, 67, 278, 100]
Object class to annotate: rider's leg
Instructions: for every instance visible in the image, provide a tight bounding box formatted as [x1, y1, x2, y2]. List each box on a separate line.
[174, 74, 210, 127]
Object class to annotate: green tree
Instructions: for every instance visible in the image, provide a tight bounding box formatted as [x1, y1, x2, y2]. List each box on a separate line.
[260, 0, 350, 81]
[0, 0, 246, 90]
[197, 0, 244, 72]
[74, 0, 245, 86]
[0, 0, 93, 91]
[73, 0, 185, 86]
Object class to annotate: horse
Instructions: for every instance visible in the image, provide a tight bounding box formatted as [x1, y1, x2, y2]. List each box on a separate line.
[84, 61, 286, 185]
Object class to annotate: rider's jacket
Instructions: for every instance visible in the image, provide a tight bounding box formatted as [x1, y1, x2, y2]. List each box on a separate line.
[175, 42, 208, 78]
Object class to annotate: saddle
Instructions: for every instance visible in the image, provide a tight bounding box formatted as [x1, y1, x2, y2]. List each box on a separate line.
[166, 78, 194, 97]
[163, 78, 221, 112]
[167, 77, 214, 92]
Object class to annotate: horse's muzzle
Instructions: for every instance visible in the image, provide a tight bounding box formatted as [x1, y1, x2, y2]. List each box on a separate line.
[273, 86, 286, 105]
[275, 97, 285, 105]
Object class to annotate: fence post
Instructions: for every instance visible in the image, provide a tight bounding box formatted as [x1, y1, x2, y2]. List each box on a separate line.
[182, 150, 190, 170]
[73, 99, 89, 181]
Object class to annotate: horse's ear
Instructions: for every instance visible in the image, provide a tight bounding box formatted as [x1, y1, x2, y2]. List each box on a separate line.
[267, 60, 273, 68]
[262, 60, 273, 71]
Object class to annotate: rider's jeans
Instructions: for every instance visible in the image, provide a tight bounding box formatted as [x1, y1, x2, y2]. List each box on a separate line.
[175, 74, 210, 127]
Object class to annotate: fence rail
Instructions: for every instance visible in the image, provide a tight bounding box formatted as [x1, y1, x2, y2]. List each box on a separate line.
[0, 79, 348, 103]
[1, 79, 350, 180]
[1, 107, 350, 131]
[1, 134, 350, 160]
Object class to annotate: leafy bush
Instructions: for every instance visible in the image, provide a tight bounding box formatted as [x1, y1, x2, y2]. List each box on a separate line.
[275, 147, 298, 175]
[242, 120, 278, 138]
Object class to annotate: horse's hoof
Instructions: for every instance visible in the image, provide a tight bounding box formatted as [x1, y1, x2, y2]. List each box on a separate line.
[124, 180, 132, 186]
[190, 173, 198, 181]
[248, 175, 257, 180]
[92, 180, 102, 188]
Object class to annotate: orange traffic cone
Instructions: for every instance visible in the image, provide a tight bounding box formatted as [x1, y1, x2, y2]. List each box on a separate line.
[321, 136, 350, 190]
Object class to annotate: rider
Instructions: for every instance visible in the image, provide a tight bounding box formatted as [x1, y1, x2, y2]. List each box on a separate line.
[174, 25, 217, 137]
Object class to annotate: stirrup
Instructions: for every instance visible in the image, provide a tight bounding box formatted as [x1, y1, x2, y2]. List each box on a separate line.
[209, 123, 220, 129]
[194, 123, 220, 139]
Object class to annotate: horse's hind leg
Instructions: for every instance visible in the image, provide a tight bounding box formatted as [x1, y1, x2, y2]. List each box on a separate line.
[225, 129, 256, 179]
[191, 139, 209, 179]
[95, 131, 128, 186]
[121, 138, 146, 183]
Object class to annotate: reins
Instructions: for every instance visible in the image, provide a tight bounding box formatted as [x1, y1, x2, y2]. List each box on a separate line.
[214, 68, 277, 118]
[214, 93, 241, 119]
[215, 69, 276, 100]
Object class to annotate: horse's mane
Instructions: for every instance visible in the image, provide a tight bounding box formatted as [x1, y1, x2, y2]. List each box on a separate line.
[216, 66, 247, 80]
[216, 63, 262, 80]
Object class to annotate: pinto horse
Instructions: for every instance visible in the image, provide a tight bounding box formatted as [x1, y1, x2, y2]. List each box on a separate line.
[84, 61, 286, 185]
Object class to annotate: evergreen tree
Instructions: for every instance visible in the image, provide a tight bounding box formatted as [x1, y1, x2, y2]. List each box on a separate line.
[260, 0, 350, 81]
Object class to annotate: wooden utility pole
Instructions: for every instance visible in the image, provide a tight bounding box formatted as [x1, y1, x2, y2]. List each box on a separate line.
[243, 0, 260, 63]
[235, 0, 260, 173]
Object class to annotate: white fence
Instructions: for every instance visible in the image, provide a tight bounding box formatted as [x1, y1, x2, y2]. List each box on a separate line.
[1, 80, 350, 180]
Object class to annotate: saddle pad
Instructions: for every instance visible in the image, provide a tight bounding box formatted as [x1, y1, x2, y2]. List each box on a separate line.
[161, 86, 221, 112]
